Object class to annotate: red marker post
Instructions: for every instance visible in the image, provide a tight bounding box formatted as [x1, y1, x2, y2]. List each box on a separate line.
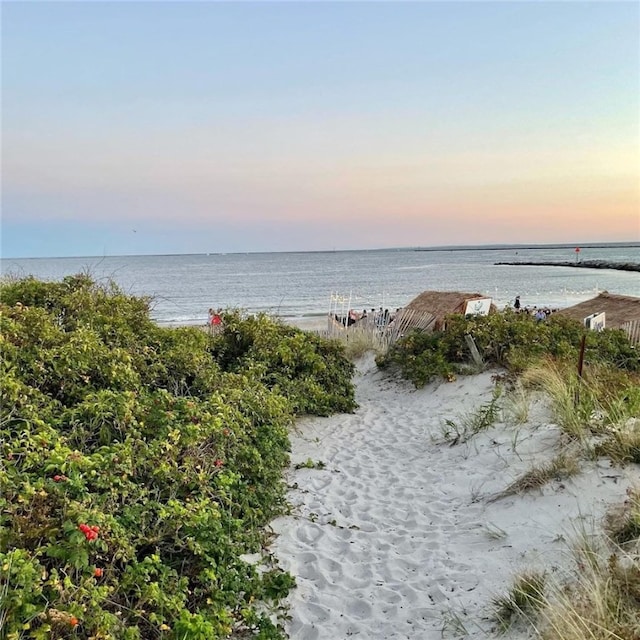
[575, 247, 581, 263]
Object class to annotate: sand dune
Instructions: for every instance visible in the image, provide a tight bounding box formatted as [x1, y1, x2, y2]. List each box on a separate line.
[271, 354, 639, 639]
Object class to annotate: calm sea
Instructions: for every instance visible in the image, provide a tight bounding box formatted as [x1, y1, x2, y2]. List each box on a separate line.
[2, 245, 638, 326]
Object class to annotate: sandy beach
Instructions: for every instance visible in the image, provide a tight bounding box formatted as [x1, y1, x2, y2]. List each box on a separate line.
[271, 354, 639, 639]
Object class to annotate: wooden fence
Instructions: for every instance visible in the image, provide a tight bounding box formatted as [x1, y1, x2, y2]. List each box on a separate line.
[320, 308, 437, 351]
[385, 308, 437, 345]
[621, 319, 640, 346]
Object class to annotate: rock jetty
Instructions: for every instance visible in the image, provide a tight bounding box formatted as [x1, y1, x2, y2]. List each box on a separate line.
[494, 260, 640, 272]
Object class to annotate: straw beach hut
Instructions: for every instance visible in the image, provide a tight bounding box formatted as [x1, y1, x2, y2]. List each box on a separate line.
[397, 290, 496, 333]
[555, 292, 640, 343]
[555, 292, 640, 329]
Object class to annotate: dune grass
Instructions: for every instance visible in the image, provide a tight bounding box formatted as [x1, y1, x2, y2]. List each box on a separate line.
[596, 418, 640, 466]
[492, 571, 546, 632]
[606, 487, 640, 547]
[501, 379, 532, 425]
[502, 360, 640, 639]
[439, 386, 502, 445]
[490, 521, 640, 640]
[522, 358, 640, 457]
[490, 452, 581, 502]
[538, 529, 640, 640]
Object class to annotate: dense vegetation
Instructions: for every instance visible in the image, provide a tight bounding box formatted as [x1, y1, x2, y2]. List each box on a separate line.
[0, 275, 356, 640]
[377, 309, 639, 387]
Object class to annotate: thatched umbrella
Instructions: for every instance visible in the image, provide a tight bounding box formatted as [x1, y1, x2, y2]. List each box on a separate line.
[399, 290, 496, 332]
[555, 292, 640, 330]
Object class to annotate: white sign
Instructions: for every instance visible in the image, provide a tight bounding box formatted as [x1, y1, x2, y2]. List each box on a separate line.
[584, 312, 606, 331]
[464, 298, 492, 317]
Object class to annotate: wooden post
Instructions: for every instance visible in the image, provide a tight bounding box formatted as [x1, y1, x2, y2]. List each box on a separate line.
[577, 334, 586, 378]
[465, 334, 484, 368]
[575, 333, 587, 405]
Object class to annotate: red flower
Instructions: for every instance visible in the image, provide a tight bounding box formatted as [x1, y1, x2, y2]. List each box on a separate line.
[78, 524, 99, 541]
[69, 616, 79, 627]
[94, 567, 103, 578]
[214, 459, 224, 468]
[53, 475, 67, 482]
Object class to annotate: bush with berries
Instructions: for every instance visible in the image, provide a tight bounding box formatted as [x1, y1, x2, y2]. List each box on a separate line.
[1, 275, 356, 639]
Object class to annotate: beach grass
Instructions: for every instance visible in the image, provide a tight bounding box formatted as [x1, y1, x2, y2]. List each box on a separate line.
[490, 452, 581, 501]
[522, 359, 640, 458]
[501, 379, 532, 425]
[492, 571, 546, 631]
[606, 487, 640, 546]
[439, 386, 502, 445]
[538, 530, 640, 640]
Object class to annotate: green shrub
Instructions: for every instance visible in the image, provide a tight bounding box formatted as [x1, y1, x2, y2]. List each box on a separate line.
[0, 275, 356, 639]
[209, 311, 357, 415]
[376, 330, 455, 387]
[377, 311, 639, 388]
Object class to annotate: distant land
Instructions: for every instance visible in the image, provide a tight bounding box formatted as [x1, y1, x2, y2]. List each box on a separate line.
[494, 260, 640, 272]
[413, 242, 640, 252]
[3, 242, 639, 261]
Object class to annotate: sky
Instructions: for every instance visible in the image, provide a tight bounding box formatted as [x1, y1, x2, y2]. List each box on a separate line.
[2, 1, 639, 258]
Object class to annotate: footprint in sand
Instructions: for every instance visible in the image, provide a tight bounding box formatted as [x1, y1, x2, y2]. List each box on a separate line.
[297, 523, 324, 545]
[346, 598, 373, 620]
[289, 618, 322, 640]
[307, 474, 333, 492]
[318, 556, 342, 575]
[302, 602, 333, 624]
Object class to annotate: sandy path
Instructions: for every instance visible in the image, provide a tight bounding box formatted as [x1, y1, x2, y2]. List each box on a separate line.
[270, 355, 638, 639]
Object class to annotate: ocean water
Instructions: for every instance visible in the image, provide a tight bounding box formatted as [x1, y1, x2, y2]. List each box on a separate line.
[2, 245, 638, 326]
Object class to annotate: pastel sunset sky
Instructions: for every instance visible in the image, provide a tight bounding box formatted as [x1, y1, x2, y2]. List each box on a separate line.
[2, 1, 639, 257]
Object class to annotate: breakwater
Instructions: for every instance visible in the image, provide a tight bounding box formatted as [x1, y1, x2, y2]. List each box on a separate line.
[495, 260, 640, 272]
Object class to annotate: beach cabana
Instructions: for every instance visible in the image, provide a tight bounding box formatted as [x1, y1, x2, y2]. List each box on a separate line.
[396, 290, 496, 333]
[555, 292, 640, 343]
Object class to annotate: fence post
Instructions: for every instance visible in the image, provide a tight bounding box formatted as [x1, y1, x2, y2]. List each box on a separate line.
[575, 333, 587, 406]
[464, 334, 484, 368]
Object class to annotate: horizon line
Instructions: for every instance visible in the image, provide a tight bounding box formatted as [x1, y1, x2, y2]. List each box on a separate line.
[2, 240, 639, 262]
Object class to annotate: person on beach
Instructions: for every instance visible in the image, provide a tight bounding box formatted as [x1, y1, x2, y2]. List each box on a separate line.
[514, 296, 521, 310]
[208, 308, 222, 333]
